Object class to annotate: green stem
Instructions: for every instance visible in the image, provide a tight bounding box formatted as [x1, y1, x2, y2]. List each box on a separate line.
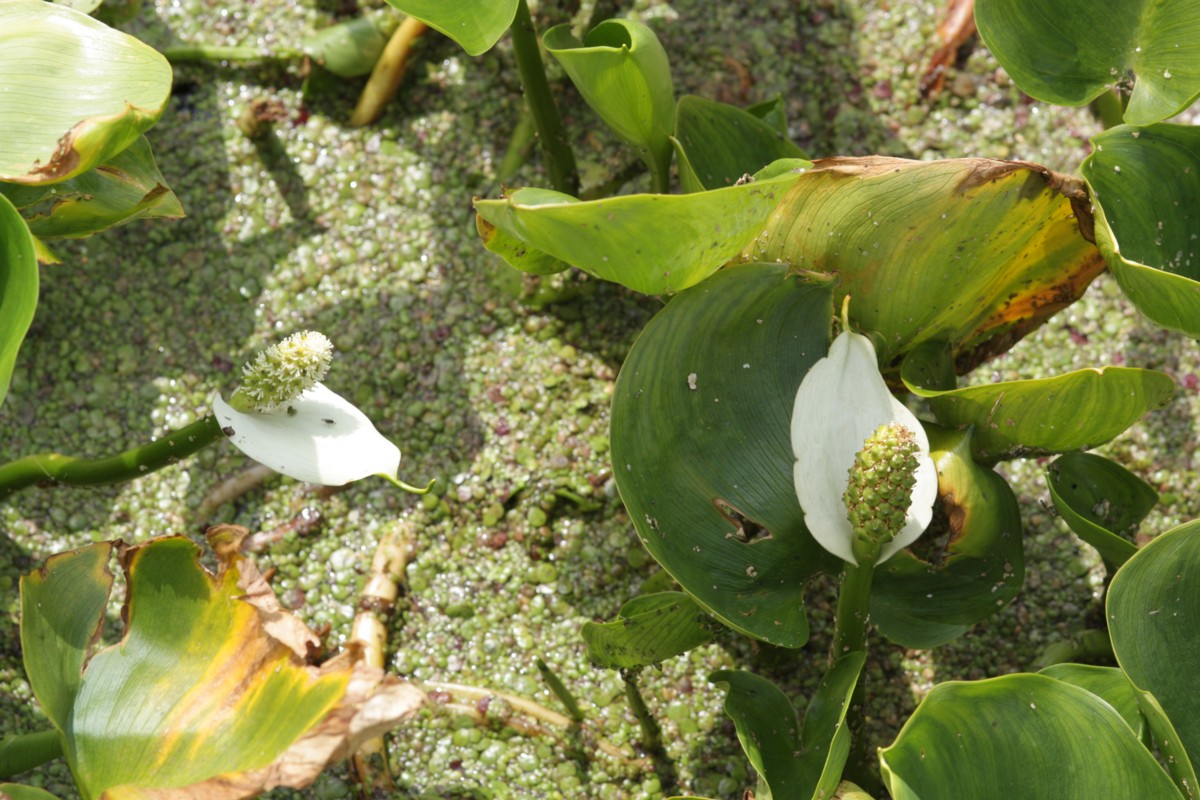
[510, 0, 580, 195]
[832, 559, 875, 660]
[621, 669, 678, 794]
[1092, 88, 1126, 130]
[537, 658, 584, 723]
[161, 44, 303, 64]
[0, 415, 225, 500]
[0, 729, 63, 778]
[830, 558, 882, 792]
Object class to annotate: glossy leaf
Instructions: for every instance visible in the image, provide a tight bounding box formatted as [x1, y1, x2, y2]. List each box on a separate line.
[1132, 687, 1199, 800]
[672, 95, 806, 193]
[975, 0, 1200, 125]
[711, 655, 866, 800]
[902, 343, 1175, 463]
[1109, 522, 1200, 766]
[0, 194, 38, 408]
[1037, 664, 1145, 739]
[543, 19, 675, 190]
[1082, 124, 1200, 338]
[870, 426, 1025, 649]
[610, 263, 838, 646]
[1046, 452, 1156, 568]
[880, 674, 1182, 799]
[743, 157, 1104, 373]
[0, 137, 182, 239]
[302, 10, 399, 78]
[382, 0, 515, 56]
[582, 592, 715, 670]
[474, 160, 809, 295]
[20, 531, 425, 799]
[0, 1, 172, 185]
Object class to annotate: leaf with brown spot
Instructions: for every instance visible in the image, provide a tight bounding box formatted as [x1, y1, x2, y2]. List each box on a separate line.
[18, 530, 424, 800]
[740, 156, 1104, 375]
[0, 1, 171, 185]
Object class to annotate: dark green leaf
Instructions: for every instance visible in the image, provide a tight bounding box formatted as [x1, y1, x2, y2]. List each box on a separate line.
[1082, 124, 1200, 338]
[611, 263, 838, 646]
[1038, 664, 1145, 738]
[1046, 452, 1156, 568]
[582, 592, 716, 670]
[1132, 687, 1199, 799]
[672, 95, 806, 192]
[1109, 522, 1200, 766]
[0, 784, 63, 800]
[871, 426, 1025, 649]
[975, 0, 1200, 125]
[880, 674, 1181, 799]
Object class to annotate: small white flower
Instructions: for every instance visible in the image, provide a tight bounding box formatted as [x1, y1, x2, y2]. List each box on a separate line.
[214, 383, 402, 486]
[791, 329, 938, 565]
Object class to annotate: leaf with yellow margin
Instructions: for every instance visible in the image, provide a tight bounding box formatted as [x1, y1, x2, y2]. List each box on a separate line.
[740, 156, 1104, 375]
[19, 527, 424, 800]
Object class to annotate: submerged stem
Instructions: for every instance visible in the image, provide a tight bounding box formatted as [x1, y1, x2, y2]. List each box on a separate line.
[0, 415, 225, 499]
[161, 44, 303, 63]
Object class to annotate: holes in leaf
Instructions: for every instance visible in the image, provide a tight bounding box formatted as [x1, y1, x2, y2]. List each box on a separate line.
[713, 498, 773, 544]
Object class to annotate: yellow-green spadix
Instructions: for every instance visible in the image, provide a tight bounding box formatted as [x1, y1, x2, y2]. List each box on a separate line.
[791, 329, 937, 565]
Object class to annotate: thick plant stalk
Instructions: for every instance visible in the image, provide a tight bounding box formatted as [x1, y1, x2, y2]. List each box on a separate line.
[349, 16, 428, 127]
[161, 44, 302, 63]
[509, 0, 580, 195]
[349, 522, 417, 789]
[0, 415, 225, 499]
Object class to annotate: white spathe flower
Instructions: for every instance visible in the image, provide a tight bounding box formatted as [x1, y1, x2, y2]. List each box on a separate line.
[791, 329, 938, 566]
[213, 383, 401, 486]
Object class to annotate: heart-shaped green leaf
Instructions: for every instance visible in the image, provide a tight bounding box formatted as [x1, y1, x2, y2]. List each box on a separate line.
[611, 263, 838, 647]
[1109, 521, 1200, 766]
[0, 137, 183, 239]
[870, 426, 1025, 649]
[1046, 452, 1156, 568]
[672, 95, 806, 193]
[711, 653, 865, 800]
[543, 19, 675, 191]
[0, 0, 172, 185]
[582, 592, 716, 670]
[1082, 124, 1200, 338]
[0, 194, 38, 408]
[20, 532, 425, 799]
[902, 343, 1175, 464]
[474, 160, 809, 295]
[880, 673, 1182, 799]
[975, 0, 1200, 125]
[382, 0, 516, 56]
[744, 157, 1104, 373]
[1037, 664, 1145, 738]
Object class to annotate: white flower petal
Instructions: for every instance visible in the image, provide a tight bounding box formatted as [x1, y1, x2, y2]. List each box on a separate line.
[792, 330, 937, 565]
[213, 383, 401, 486]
